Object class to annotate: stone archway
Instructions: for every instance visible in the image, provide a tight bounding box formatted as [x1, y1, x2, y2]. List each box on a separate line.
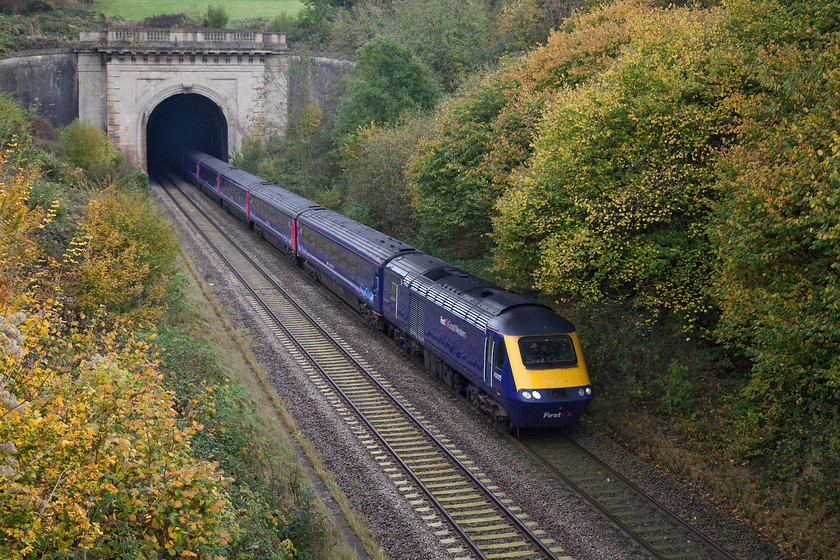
[143, 91, 229, 171]
[74, 31, 350, 171]
[138, 84, 235, 171]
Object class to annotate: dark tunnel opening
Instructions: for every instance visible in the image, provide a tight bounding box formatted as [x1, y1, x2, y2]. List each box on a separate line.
[146, 94, 227, 172]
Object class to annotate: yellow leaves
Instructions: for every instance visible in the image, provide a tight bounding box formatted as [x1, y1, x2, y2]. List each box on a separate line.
[0, 305, 236, 558]
[492, 0, 732, 325]
[67, 186, 178, 321]
[0, 156, 52, 304]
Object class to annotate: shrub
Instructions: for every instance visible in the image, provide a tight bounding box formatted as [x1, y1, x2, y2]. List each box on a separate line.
[143, 13, 194, 28]
[0, 147, 235, 559]
[204, 4, 229, 29]
[0, 154, 54, 305]
[0, 317, 237, 559]
[68, 186, 179, 321]
[59, 119, 119, 171]
[0, 94, 34, 171]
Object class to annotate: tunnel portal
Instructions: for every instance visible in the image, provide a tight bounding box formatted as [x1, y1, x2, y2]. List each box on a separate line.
[146, 93, 228, 172]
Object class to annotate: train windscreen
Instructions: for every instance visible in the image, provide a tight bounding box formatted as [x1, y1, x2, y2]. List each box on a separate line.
[518, 336, 577, 369]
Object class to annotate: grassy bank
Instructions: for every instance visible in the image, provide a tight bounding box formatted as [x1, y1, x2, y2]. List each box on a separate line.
[96, 0, 303, 21]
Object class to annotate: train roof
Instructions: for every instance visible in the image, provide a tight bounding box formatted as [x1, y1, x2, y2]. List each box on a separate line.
[187, 151, 226, 168]
[186, 152, 321, 214]
[220, 165, 271, 190]
[249, 183, 322, 216]
[299, 208, 416, 265]
[387, 252, 575, 334]
[186, 152, 266, 189]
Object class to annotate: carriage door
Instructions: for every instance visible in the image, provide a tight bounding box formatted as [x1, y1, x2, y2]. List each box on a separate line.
[484, 334, 494, 385]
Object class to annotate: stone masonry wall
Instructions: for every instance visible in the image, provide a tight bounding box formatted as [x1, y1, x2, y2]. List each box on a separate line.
[0, 49, 78, 127]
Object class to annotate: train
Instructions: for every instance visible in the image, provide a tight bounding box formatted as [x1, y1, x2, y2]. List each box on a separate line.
[182, 151, 593, 430]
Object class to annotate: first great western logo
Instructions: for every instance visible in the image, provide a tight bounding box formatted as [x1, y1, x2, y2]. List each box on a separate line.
[440, 316, 467, 338]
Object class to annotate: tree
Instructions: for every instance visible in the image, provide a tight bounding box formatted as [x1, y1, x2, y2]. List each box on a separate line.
[407, 0, 641, 254]
[298, 102, 322, 199]
[334, 36, 442, 137]
[407, 71, 513, 247]
[204, 4, 229, 28]
[710, 0, 840, 509]
[494, 4, 735, 324]
[389, 0, 494, 91]
[497, 0, 552, 52]
[341, 113, 432, 238]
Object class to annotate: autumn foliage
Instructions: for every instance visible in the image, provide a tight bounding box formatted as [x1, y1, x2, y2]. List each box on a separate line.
[399, 0, 840, 552]
[407, 0, 642, 250]
[0, 113, 237, 558]
[710, 7, 840, 498]
[496, 6, 734, 326]
[68, 186, 178, 322]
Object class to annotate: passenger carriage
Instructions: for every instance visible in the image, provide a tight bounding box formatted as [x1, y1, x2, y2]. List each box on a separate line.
[295, 208, 414, 322]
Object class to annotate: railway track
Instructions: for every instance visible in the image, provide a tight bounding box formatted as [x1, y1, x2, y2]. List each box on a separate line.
[154, 172, 569, 560]
[519, 431, 741, 560]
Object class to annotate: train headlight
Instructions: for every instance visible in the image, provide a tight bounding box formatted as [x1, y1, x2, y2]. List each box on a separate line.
[521, 390, 532, 399]
[577, 386, 593, 397]
[532, 390, 542, 400]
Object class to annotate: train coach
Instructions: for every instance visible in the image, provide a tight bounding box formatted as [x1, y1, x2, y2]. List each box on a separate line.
[181, 151, 593, 430]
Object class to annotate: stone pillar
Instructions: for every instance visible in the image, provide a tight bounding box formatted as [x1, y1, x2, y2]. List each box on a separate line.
[77, 51, 107, 130]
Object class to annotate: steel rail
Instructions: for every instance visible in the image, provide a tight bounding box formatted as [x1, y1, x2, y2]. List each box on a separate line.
[515, 432, 742, 560]
[560, 435, 740, 560]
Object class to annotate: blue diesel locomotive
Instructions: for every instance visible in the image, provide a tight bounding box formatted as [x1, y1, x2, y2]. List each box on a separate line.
[183, 152, 593, 430]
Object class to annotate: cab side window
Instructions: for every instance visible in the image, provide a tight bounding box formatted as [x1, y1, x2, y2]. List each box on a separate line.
[495, 339, 506, 369]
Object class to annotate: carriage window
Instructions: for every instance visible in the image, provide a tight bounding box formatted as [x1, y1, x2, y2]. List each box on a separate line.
[350, 258, 357, 276]
[495, 339, 506, 369]
[390, 281, 397, 301]
[518, 336, 577, 369]
[339, 252, 348, 269]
